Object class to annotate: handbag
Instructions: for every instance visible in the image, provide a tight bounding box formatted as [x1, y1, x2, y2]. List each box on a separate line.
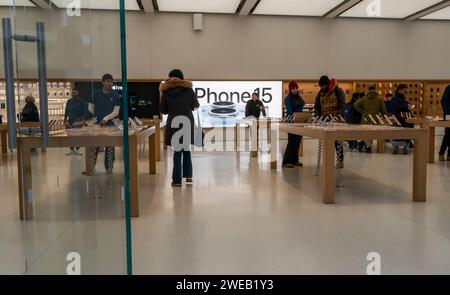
[194, 109, 205, 147]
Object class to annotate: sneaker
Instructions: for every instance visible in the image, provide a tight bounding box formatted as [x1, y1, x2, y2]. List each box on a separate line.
[282, 164, 295, 168]
[336, 161, 344, 169]
[393, 147, 399, 155]
[295, 162, 304, 167]
[439, 155, 446, 162]
[185, 177, 193, 183]
[171, 182, 182, 187]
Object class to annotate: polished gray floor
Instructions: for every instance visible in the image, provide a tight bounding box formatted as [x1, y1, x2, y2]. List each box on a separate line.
[1, 137, 450, 275]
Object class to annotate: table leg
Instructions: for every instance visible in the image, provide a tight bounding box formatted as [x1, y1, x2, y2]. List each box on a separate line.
[251, 120, 258, 158]
[235, 123, 239, 152]
[270, 128, 278, 170]
[149, 133, 156, 175]
[17, 140, 33, 220]
[84, 147, 94, 176]
[428, 126, 435, 163]
[155, 123, 161, 162]
[129, 136, 139, 217]
[1, 131, 7, 155]
[377, 139, 385, 153]
[299, 141, 304, 157]
[413, 134, 427, 202]
[321, 138, 336, 204]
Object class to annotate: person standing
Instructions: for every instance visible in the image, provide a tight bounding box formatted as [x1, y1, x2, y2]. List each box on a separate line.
[384, 93, 394, 115]
[439, 84, 450, 161]
[391, 84, 413, 155]
[353, 84, 387, 153]
[314, 76, 346, 168]
[245, 93, 266, 118]
[86, 73, 120, 175]
[20, 95, 39, 123]
[282, 81, 305, 168]
[64, 88, 87, 155]
[344, 90, 364, 152]
[160, 69, 200, 187]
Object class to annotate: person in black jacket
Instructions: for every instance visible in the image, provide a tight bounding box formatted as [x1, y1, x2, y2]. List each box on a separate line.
[160, 69, 200, 187]
[439, 84, 450, 161]
[245, 93, 266, 118]
[21, 95, 39, 123]
[345, 90, 364, 151]
[391, 84, 413, 154]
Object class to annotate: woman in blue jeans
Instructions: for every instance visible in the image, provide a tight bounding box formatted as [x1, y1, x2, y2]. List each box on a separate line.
[160, 69, 200, 187]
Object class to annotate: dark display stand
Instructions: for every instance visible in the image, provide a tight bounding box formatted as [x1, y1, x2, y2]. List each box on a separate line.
[74, 81, 161, 119]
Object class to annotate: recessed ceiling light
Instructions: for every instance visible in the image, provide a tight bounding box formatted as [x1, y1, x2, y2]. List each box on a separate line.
[0, 0, 34, 7]
[253, 0, 346, 16]
[421, 5, 450, 20]
[157, 0, 241, 14]
[340, 0, 442, 19]
[51, 0, 140, 10]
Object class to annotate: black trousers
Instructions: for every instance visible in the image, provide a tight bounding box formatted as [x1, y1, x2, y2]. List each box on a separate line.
[439, 128, 450, 156]
[283, 134, 302, 165]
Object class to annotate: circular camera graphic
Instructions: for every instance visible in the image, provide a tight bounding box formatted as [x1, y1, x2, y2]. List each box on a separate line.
[208, 108, 239, 118]
[211, 101, 236, 109]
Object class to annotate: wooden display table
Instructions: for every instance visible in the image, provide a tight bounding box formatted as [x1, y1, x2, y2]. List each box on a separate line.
[235, 118, 279, 158]
[138, 118, 166, 161]
[406, 118, 450, 163]
[16, 125, 156, 220]
[270, 123, 428, 204]
[1, 122, 42, 155]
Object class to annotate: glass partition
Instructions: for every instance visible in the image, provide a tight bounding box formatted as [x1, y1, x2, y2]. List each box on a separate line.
[0, 1, 131, 275]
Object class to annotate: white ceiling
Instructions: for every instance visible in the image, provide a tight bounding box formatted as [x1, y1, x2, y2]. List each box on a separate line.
[0, 0, 34, 7]
[157, 0, 242, 14]
[340, 0, 442, 19]
[51, 0, 141, 10]
[253, 0, 346, 16]
[421, 5, 450, 20]
[0, 0, 449, 21]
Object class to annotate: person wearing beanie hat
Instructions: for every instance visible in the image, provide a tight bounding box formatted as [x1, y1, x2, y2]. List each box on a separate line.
[314, 75, 346, 168]
[160, 69, 200, 187]
[282, 81, 305, 168]
[85, 73, 120, 175]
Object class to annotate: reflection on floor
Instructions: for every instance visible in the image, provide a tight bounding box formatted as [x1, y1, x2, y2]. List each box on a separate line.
[1, 137, 450, 275]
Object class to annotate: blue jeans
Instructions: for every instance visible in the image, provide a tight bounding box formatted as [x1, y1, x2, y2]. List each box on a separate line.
[172, 150, 193, 184]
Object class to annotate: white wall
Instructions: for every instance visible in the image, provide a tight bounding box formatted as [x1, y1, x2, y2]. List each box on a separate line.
[1, 7, 450, 80]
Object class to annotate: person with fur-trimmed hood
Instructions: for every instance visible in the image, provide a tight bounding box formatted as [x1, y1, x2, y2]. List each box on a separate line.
[314, 75, 346, 168]
[160, 69, 200, 187]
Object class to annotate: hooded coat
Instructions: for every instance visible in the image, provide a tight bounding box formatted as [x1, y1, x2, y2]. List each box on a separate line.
[353, 90, 387, 123]
[160, 79, 200, 146]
